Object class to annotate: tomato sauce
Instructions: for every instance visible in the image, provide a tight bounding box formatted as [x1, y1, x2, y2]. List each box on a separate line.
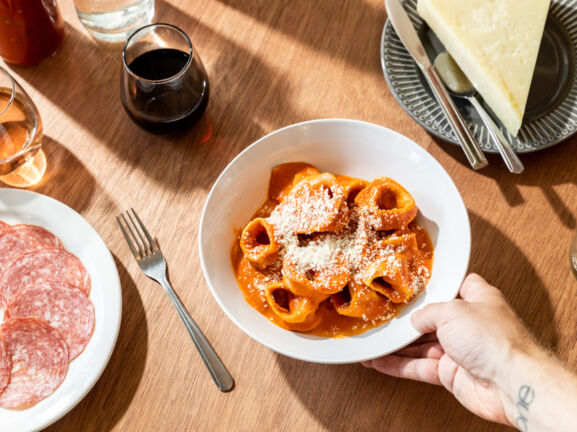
[0, 0, 64, 66]
[231, 164, 434, 338]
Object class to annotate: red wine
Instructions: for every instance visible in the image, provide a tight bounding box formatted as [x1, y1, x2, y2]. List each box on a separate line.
[121, 48, 209, 133]
[129, 48, 189, 80]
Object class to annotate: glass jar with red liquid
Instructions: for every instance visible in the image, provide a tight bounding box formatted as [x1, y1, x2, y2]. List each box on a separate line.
[0, 0, 65, 66]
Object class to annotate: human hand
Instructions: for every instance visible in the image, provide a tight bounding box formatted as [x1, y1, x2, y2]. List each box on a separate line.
[362, 273, 538, 426]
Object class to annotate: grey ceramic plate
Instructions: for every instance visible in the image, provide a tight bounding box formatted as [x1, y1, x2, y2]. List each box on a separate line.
[381, 0, 577, 153]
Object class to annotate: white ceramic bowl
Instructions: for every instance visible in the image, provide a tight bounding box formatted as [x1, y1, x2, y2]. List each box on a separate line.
[199, 119, 470, 364]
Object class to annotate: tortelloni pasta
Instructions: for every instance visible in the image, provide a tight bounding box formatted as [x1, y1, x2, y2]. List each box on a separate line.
[231, 163, 434, 337]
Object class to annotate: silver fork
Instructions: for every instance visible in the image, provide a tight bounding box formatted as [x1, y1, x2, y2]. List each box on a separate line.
[117, 209, 234, 392]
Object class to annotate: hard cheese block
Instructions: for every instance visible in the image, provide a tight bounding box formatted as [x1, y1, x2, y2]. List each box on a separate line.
[418, 0, 550, 136]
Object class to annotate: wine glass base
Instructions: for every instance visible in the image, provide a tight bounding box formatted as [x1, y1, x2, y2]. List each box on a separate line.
[0, 150, 47, 188]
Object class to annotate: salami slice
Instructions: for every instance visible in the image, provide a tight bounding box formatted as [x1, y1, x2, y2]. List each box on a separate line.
[0, 318, 68, 409]
[0, 221, 9, 234]
[0, 225, 62, 273]
[5, 282, 95, 360]
[0, 247, 91, 308]
[0, 338, 10, 396]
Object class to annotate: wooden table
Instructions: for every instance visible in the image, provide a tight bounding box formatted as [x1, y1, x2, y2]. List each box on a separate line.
[5, 0, 576, 430]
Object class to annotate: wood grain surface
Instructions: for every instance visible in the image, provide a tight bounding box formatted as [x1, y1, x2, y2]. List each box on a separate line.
[2, 0, 575, 430]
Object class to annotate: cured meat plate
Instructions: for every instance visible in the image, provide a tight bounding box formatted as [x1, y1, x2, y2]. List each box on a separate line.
[0, 189, 122, 432]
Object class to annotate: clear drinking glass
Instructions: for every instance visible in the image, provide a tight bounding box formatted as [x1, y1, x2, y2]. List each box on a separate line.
[0, 68, 46, 188]
[570, 233, 577, 276]
[120, 23, 210, 134]
[74, 0, 155, 42]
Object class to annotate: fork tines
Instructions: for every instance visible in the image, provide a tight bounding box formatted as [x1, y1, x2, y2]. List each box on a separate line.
[116, 209, 159, 260]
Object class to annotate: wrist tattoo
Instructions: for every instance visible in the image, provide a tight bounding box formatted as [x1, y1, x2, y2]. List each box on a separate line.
[515, 385, 535, 432]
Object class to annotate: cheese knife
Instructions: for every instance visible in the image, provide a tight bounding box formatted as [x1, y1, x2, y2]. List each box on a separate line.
[385, 0, 488, 170]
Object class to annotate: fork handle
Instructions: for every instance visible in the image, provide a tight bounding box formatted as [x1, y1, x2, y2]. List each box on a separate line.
[159, 277, 235, 392]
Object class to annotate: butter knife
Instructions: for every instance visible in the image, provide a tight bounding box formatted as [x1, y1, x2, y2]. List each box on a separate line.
[385, 0, 488, 170]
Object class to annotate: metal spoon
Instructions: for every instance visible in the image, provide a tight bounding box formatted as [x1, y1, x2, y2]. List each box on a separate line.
[434, 52, 524, 174]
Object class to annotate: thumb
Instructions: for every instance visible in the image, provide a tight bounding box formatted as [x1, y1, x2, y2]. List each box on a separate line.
[411, 301, 459, 333]
[459, 273, 505, 304]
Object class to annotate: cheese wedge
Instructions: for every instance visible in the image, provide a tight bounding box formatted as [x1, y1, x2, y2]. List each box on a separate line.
[418, 0, 550, 136]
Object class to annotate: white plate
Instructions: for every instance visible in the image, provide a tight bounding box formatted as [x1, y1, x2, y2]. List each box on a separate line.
[199, 119, 470, 364]
[0, 189, 122, 431]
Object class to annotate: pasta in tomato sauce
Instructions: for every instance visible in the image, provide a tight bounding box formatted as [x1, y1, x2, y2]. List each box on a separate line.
[232, 163, 433, 337]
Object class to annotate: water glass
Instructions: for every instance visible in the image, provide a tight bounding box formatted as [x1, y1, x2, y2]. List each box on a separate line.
[0, 68, 46, 188]
[74, 0, 155, 42]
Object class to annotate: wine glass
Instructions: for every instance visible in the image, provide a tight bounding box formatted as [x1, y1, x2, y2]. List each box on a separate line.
[0, 67, 46, 188]
[120, 23, 210, 134]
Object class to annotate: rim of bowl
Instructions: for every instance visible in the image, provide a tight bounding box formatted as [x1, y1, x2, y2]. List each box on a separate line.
[198, 118, 471, 364]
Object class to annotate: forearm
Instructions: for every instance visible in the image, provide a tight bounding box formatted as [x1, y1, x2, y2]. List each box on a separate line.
[499, 345, 577, 431]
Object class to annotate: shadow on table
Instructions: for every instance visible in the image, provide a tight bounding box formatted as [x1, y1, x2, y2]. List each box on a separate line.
[7, 10, 285, 192]
[26, 136, 97, 214]
[12, 0, 388, 193]
[275, 357, 503, 431]
[468, 212, 558, 350]
[431, 134, 577, 229]
[213, 0, 386, 77]
[46, 255, 148, 432]
[155, 1, 302, 146]
[276, 211, 555, 432]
